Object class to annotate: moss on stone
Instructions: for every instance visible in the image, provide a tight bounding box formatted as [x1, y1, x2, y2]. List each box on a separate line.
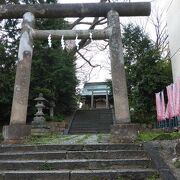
[38, 162, 55, 170]
[174, 159, 180, 168]
[75, 134, 91, 144]
[137, 131, 180, 141]
[24, 133, 76, 145]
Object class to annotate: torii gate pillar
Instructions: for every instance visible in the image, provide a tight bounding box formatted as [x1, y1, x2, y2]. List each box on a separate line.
[2, 12, 34, 142]
[108, 10, 130, 124]
[108, 10, 141, 143]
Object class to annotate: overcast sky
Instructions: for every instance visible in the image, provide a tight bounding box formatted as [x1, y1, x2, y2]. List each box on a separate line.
[57, 0, 172, 84]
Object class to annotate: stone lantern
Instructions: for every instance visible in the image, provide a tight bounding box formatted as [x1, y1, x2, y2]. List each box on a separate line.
[31, 93, 50, 136]
[32, 93, 46, 125]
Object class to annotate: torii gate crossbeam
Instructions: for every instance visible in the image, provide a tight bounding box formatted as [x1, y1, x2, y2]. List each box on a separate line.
[0, 3, 150, 18]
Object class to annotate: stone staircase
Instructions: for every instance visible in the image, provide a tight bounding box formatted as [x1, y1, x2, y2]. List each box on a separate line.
[0, 143, 158, 180]
[68, 109, 113, 134]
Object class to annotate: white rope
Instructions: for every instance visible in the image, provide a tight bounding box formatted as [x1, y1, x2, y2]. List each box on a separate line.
[89, 32, 93, 42]
[75, 34, 79, 50]
[61, 35, 65, 50]
[48, 34, 52, 48]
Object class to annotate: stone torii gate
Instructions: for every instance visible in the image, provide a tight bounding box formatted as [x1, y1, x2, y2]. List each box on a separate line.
[1, 2, 151, 142]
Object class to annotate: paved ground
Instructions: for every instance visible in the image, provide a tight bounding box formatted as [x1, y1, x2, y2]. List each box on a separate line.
[24, 133, 110, 145]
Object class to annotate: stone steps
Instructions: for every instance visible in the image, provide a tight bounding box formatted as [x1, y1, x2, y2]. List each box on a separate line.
[0, 143, 158, 179]
[0, 169, 158, 180]
[70, 122, 112, 125]
[69, 126, 111, 128]
[0, 159, 152, 170]
[68, 109, 113, 134]
[70, 126, 111, 129]
[0, 144, 143, 152]
[69, 125, 111, 128]
[0, 150, 148, 160]
[69, 130, 110, 134]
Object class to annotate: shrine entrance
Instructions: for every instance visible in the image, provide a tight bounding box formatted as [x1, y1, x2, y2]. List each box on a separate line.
[0, 2, 151, 142]
[81, 82, 111, 109]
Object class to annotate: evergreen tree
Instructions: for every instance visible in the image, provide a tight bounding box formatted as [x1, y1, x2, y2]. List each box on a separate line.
[122, 24, 172, 123]
[0, 1, 20, 124]
[0, 41, 15, 125]
[0, 0, 78, 124]
[28, 10, 78, 120]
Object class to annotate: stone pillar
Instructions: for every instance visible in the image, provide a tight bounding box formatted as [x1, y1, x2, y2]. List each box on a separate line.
[107, 10, 141, 143]
[106, 91, 109, 109]
[10, 12, 35, 124]
[91, 91, 94, 109]
[3, 12, 34, 143]
[107, 10, 130, 123]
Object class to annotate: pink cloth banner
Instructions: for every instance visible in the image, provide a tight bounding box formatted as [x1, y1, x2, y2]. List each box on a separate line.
[165, 102, 169, 119]
[166, 85, 175, 119]
[155, 92, 162, 121]
[175, 78, 180, 116]
[161, 91, 166, 120]
[155, 92, 166, 121]
[156, 77, 180, 120]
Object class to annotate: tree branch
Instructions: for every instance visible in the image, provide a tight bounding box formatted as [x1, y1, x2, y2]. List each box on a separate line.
[77, 51, 101, 68]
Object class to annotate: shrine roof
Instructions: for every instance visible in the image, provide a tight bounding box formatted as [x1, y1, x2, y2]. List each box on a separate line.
[81, 82, 110, 96]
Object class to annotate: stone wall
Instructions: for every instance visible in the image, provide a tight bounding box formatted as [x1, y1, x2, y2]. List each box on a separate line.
[47, 121, 66, 133]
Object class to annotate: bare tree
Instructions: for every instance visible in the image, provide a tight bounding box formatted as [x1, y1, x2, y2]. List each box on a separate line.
[69, 0, 134, 82]
[67, 0, 110, 82]
[149, 6, 170, 59]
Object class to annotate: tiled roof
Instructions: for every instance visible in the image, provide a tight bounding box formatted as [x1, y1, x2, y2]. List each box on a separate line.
[81, 82, 110, 96]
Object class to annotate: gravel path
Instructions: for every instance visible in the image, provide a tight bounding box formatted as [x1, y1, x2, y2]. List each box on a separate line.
[56, 134, 110, 144]
[84, 134, 98, 144]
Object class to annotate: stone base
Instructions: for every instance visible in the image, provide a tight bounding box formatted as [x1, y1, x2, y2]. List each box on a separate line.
[2, 124, 31, 143]
[110, 123, 141, 143]
[32, 116, 45, 125]
[47, 121, 66, 133]
[31, 124, 50, 136]
[31, 127, 50, 136]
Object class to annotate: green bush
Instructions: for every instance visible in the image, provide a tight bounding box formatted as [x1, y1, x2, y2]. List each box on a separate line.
[147, 175, 160, 180]
[152, 133, 172, 140]
[0, 133, 3, 143]
[45, 114, 64, 122]
[174, 159, 180, 168]
[137, 131, 180, 141]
